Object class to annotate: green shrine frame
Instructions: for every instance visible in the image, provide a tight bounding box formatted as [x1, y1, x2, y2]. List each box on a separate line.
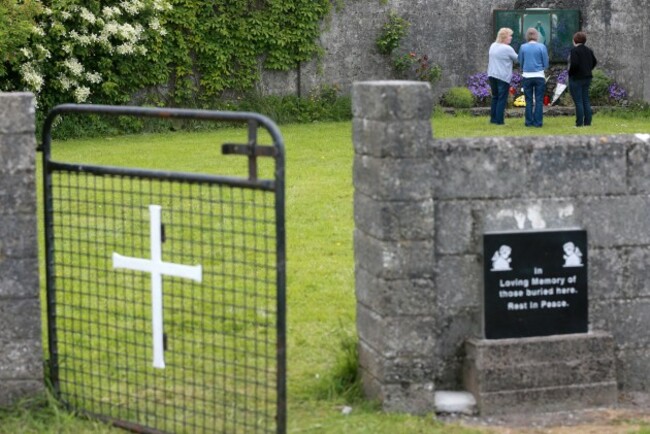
[493, 9, 581, 63]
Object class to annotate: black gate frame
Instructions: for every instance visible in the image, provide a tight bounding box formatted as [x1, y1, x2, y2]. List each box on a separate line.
[41, 104, 286, 433]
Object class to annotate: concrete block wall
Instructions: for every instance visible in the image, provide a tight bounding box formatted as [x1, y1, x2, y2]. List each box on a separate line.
[0, 92, 43, 406]
[353, 80, 650, 412]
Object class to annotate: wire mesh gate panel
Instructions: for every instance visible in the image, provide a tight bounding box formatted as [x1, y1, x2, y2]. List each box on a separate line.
[41, 105, 286, 434]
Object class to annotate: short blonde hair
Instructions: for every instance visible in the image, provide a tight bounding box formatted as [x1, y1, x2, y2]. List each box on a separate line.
[495, 27, 513, 43]
[526, 27, 539, 42]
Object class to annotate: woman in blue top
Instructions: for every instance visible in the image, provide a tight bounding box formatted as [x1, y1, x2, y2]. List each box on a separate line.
[518, 28, 549, 127]
[487, 27, 518, 125]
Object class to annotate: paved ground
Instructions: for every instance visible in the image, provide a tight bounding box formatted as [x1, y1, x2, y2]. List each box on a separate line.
[439, 393, 650, 433]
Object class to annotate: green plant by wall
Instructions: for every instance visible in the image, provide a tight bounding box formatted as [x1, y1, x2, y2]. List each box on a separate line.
[42, 85, 352, 140]
[393, 51, 441, 84]
[376, 11, 441, 85]
[590, 69, 613, 106]
[440, 86, 474, 108]
[375, 11, 409, 55]
[315, 328, 363, 404]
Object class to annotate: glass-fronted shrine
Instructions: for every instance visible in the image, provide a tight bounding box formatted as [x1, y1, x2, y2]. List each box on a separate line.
[493, 9, 580, 63]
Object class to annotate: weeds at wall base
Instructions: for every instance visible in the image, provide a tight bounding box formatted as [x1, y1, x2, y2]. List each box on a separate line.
[314, 328, 364, 405]
[40, 89, 353, 141]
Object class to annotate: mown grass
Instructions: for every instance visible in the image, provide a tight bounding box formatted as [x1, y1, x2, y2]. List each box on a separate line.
[432, 107, 650, 137]
[2, 110, 650, 433]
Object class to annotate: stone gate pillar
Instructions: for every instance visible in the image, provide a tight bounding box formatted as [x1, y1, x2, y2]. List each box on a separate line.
[352, 81, 436, 413]
[0, 92, 43, 406]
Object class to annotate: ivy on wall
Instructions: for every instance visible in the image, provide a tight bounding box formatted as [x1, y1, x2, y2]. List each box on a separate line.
[162, 0, 331, 104]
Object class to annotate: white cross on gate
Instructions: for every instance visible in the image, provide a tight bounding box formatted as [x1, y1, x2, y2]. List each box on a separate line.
[112, 204, 202, 369]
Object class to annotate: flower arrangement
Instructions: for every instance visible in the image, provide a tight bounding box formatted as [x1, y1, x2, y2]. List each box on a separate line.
[513, 95, 526, 107]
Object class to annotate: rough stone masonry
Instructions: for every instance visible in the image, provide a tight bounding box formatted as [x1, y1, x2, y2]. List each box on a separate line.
[0, 92, 43, 406]
[262, 1, 650, 103]
[353, 80, 650, 413]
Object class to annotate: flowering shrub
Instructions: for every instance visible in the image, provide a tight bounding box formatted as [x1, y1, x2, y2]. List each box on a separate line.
[466, 71, 523, 106]
[11, 0, 171, 109]
[590, 69, 630, 105]
[466, 72, 490, 103]
[0, 0, 41, 79]
[608, 82, 627, 103]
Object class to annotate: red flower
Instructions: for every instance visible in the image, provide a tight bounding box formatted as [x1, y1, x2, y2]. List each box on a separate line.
[509, 87, 516, 95]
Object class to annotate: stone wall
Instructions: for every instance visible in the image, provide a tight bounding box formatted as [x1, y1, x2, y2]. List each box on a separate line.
[353, 80, 650, 412]
[0, 93, 43, 406]
[261, 0, 650, 102]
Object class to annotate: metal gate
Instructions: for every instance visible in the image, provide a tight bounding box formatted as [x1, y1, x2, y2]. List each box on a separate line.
[41, 105, 286, 433]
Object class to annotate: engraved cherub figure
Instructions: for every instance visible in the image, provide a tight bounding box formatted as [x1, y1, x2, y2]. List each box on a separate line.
[491, 245, 512, 271]
[562, 241, 583, 267]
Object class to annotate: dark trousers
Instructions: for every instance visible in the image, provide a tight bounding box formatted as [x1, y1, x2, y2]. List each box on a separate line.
[523, 77, 545, 127]
[489, 77, 510, 125]
[569, 78, 593, 126]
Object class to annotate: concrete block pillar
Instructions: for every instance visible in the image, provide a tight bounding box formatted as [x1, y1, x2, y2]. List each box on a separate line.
[0, 92, 43, 406]
[352, 81, 436, 413]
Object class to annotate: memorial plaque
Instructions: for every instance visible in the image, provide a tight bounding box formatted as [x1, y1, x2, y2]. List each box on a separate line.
[483, 229, 588, 339]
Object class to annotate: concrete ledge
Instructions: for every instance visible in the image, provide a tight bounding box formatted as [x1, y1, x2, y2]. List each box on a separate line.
[472, 382, 618, 415]
[464, 332, 618, 415]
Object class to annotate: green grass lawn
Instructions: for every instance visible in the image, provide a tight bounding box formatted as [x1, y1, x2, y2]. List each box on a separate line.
[2, 111, 649, 433]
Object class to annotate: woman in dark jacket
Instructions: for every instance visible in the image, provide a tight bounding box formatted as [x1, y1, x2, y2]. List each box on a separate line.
[568, 32, 598, 127]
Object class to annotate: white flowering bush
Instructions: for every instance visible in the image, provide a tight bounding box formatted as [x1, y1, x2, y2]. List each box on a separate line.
[10, 0, 171, 109]
[0, 0, 41, 79]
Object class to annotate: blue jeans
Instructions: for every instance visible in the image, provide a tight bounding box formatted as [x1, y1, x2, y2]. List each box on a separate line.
[569, 78, 593, 126]
[489, 77, 510, 124]
[523, 77, 546, 127]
